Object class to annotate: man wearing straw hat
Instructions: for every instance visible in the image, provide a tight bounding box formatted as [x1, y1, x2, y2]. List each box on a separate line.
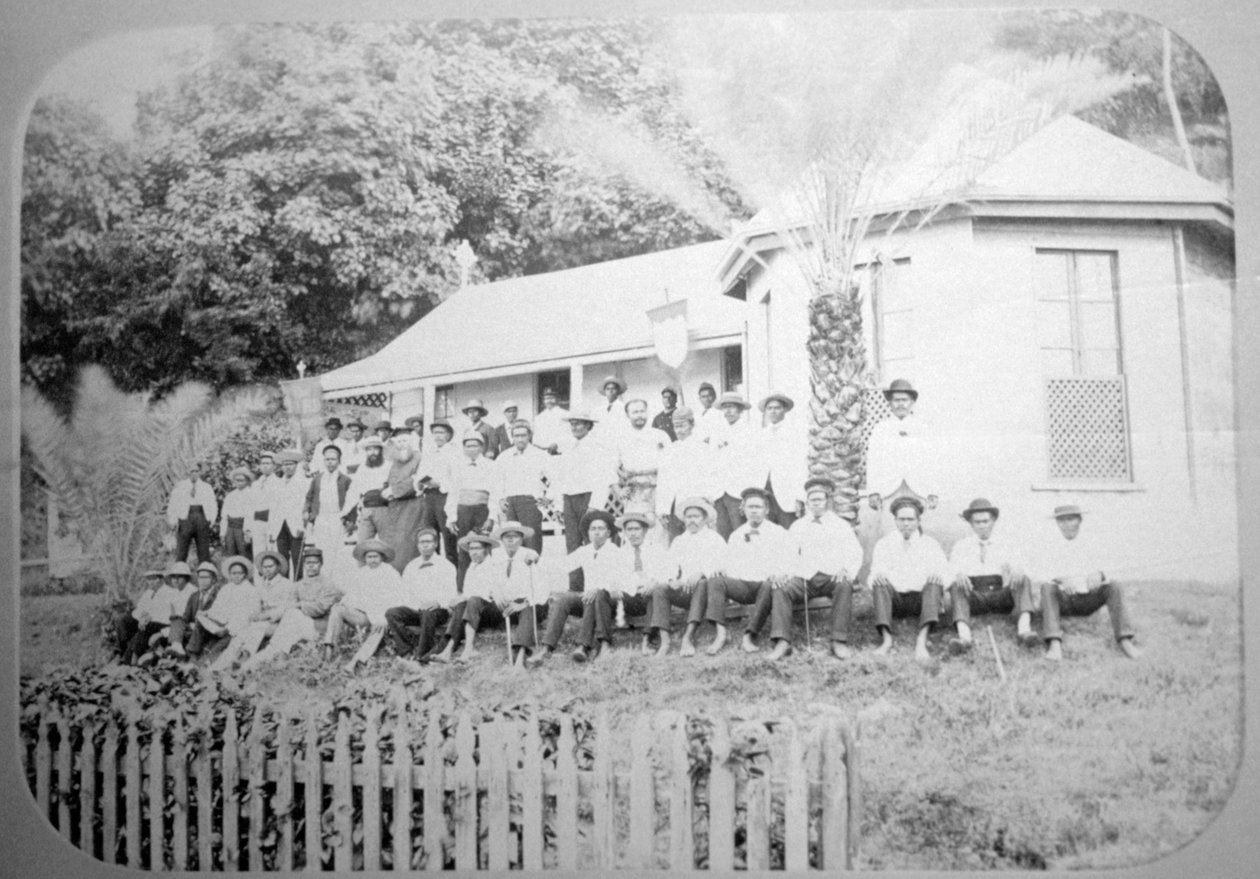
[648, 497, 724, 656]
[385, 528, 460, 666]
[947, 498, 1037, 655]
[248, 450, 279, 550]
[373, 418, 394, 443]
[220, 466, 257, 557]
[111, 567, 166, 660]
[165, 561, 219, 661]
[444, 429, 501, 588]
[546, 407, 620, 558]
[320, 538, 404, 668]
[765, 476, 866, 661]
[415, 419, 460, 565]
[596, 374, 630, 431]
[655, 406, 718, 542]
[461, 398, 501, 459]
[430, 532, 504, 664]
[494, 420, 549, 555]
[1031, 504, 1141, 661]
[528, 509, 625, 665]
[239, 547, 343, 672]
[750, 391, 807, 529]
[210, 549, 298, 671]
[186, 555, 261, 663]
[123, 562, 193, 664]
[487, 521, 546, 666]
[272, 449, 309, 578]
[709, 392, 756, 539]
[869, 496, 949, 663]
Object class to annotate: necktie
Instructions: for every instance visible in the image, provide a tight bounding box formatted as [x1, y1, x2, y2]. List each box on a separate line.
[191, 481, 196, 499]
[634, 546, 643, 572]
[980, 542, 988, 564]
[506, 556, 514, 578]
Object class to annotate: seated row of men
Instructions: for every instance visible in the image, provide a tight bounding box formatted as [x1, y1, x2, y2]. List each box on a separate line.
[117, 475, 1140, 670]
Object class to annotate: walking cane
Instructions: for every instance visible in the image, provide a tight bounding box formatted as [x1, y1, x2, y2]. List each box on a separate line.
[803, 586, 813, 652]
[529, 564, 541, 653]
[505, 603, 514, 664]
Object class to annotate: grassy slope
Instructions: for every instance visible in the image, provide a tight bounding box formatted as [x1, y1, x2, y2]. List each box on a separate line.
[20, 579, 1242, 870]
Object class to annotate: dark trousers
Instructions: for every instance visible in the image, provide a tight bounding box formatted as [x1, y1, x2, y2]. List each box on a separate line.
[765, 479, 797, 530]
[873, 580, 944, 630]
[123, 620, 166, 663]
[759, 573, 853, 643]
[113, 611, 138, 655]
[582, 590, 650, 647]
[541, 591, 586, 649]
[275, 523, 303, 580]
[384, 606, 451, 658]
[419, 490, 456, 566]
[223, 516, 250, 558]
[1040, 580, 1135, 642]
[187, 622, 228, 658]
[502, 495, 544, 554]
[951, 575, 1034, 625]
[174, 508, 212, 565]
[649, 580, 708, 631]
[445, 596, 503, 649]
[661, 505, 687, 542]
[705, 576, 765, 626]
[562, 493, 592, 555]
[714, 494, 745, 540]
[454, 503, 490, 589]
[504, 602, 543, 650]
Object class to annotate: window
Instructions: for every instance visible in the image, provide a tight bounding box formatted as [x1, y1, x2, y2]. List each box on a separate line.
[858, 257, 913, 380]
[1035, 249, 1131, 482]
[433, 385, 455, 420]
[720, 345, 743, 393]
[535, 369, 571, 411]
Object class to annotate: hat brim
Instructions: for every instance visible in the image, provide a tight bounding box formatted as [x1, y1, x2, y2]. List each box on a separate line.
[457, 533, 500, 551]
[220, 556, 255, 579]
[253, 551, 290, 575]
[961, 507, 1000, 521]
[882, 389, 920, 401]
[615, 513, 654, 530]
[1051, 508, 1087, 519]
[353, 542, 396, 563]
[579, 510, 618, 534]
[679, 497, 717, 521]
[491, 524, 536, 540]
[758, 394, 795, 412]
[562, 413, 599, 423]
[462, 406, 489, 417]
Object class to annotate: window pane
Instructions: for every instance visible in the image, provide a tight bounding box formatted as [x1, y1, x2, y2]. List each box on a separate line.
[1036, 299, 1073, 350]
[1076, 253, 1116, 301]
[1079, 301, 1119, 351]
[1040, 348, 1074, 375]
[1081, 348, 1120, 375]
[1033, 252, 1071, 300]
[881, 309, 914, 363]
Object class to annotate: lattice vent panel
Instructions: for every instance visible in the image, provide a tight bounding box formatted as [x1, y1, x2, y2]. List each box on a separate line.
[1044, 376, 1131, 481]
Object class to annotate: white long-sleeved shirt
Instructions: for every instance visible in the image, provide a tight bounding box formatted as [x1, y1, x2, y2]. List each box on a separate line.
[339, 563, 405, 626]
[665, 528, 728, 582]
[790, 511, 864, 581]
[694, 406, 725, 445]
[1028, 529, 1106, 595]
[474, 547, 544, 604]
[254, 574, 298, 621]
[496, 444, 549, 499]
[206, 581, 261, 635]
[220, 487, 254, 532]
[618, 425, 672, 474]
[444, 455, 502, 521]
[532, 406, 574, 455]
[865, 413, 935, 499]
[461, 556, 501, 603]
[655, 435, 718, 518]
[709, 419, 758, 498]
[313, 436, 352, 469]
[566, 541, 626, 593]
[274, 471, 310, 534]
[166, 478, 218, 528]
[870, 530, 949, 594]
[613, 540, 672, 595]
[949, 532, 1028, 582]
[723, 520, 794, 582]
[341, 459, 389, 518]
[399, 553, 459, 608]
[548, 435, 619, 508]
[132, 584, 169, 621]
[415, 441, 459, 493]
[751, 418, 809, 508]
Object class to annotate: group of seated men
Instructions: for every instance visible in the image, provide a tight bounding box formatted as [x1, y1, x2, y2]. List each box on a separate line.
[117, 468, 1140, 671]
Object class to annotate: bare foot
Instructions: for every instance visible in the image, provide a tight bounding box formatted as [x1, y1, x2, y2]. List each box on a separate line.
[1045, 639, 1063, 661]
[678, 639, 696, 658]
[641, 635, 654, 656]
[767, 639, 792, 661]
[740, 632, 759, 654]
[655, 633, 671, 657]
[706, 626, 728, 656]
[1118, 638, 1142, 660]
[831, 642, 852, 659]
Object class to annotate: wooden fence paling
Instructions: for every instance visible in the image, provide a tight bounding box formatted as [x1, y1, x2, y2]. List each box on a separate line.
[554, 719, 578, 871]
[361, 711, 382, 871]
[102, 720, 118, 865]
[592, 708, 613, 870]
[628, 714, 653, 869]
[391, 715, 413, 871]
[422, 715, 444, 871]
[34, 701, 50, 827]
[125, 717, 141, 867]
[520, 716, 544, 871]
[821, 722, 848, 870]
[79, 720, 98, 856]
[331, 714, 353, 871]
[303, 712, 322, 873]
[222, 711, 240, 872]
[56, 711, 73, 842]
[669, 715, 693, 870]
[247, 714, 267, 870]
[845, 721, 861, 870]
[746, 767, 771, 871]
[708, 718, 735, 871]
[275, 713, 294, 872]
[148, 719, 165, 871]
[784, 723, 809, 872]
[172, 722, 189, 870]
[452, 713, 478, 870]
[196, 732, 213, 871]
[485, 722, 510, 871]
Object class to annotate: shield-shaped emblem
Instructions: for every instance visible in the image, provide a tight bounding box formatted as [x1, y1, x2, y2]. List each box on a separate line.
[647, 298, 689, 370]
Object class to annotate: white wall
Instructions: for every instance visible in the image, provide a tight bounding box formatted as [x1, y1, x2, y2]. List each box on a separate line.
[575, 347, 726, 418]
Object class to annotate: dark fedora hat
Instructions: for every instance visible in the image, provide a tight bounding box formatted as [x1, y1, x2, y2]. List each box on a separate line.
[883, 378, 919, 401]
[961, 498, 1000, 521]
[579, 508, 618, 537]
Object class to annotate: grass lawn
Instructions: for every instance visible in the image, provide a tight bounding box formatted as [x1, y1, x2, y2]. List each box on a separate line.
[20, 578, 1241, 870]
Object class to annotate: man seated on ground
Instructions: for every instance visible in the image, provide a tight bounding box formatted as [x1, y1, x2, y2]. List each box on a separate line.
[763, 476, 866, 662]
[489, 521, 544, 667]
[947, 498, 1036, 655]
[870, 497, 948, 663]
[648, 497, 725, 657]
[238, 547, 343, 671]
[186, 556, 261, 665]
[430, 532, 504, 664]
[700, 487, 795, 656]
[209, 550, 297, 671]
[321, 538, 405, 670]
[385, 528, 459, 667]
[1031, 504, 1141, 661]
[528, 509, 625, 665]
[127, 562, 194, 665]
[166, 562, 220, 660]
[112, 568, 165, 660]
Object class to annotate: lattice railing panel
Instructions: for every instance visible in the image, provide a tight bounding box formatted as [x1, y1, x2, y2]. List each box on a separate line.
[1044, 376, 1131, 481]
[325, 392, 388, 409]
[858, 388, 894, 453]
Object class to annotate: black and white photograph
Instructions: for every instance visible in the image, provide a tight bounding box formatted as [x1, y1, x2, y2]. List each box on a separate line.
[4, 1, 1254, 874]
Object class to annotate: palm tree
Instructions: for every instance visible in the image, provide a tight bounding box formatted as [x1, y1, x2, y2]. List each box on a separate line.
[21, 365, 280, 601]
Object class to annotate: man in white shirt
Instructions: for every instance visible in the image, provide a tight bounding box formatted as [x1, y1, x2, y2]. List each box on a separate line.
[111, 568, 166, 660]
[947, 498, 1037, 655]
[444, 430, 501, 588]
[238, 547, 343, 672]
[166, 462, 218, 565]
[862, 379, 939, 560]
[1031, 504, 1140, 661]
[188, 555, 261, 662]
[342, 436, 389, 541]
[546, 408, 620, 558]
[655, 407, 718, 542]
[595, 375, 629, 432]
[320, 538, 404, 667]
[648, 498, 725, 657]
[431, 533, 504, 664]
[652, 386, 680, 441]
[249, 451, 279, 549]
[313, 417, 351, 465]
[528, 510, 625, 665]
[220, 467, 256, 558]
[870, 497, 949, 662]
[694, 382, 723, 443]
[384, 528, 460, 663]
[210, 550, 297, 671]
[700, 487, 795, 656]
[495, 421, 549, 554]
[341, 418, 368, 473]
[618, 398, 673, 514]
[272, 450, 309, 578]
[489, 521, 545, 665]
[768, 477, 866, 661]
[710, 393, 755, 539]
[750, 392, 807, 529]
[532, 387, 572, 455]
[415, 419, 459, 565]
[304, 446, 353, 555]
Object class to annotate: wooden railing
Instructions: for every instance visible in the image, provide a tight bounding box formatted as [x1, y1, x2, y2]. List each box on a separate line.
[23, 701, 859, 871]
